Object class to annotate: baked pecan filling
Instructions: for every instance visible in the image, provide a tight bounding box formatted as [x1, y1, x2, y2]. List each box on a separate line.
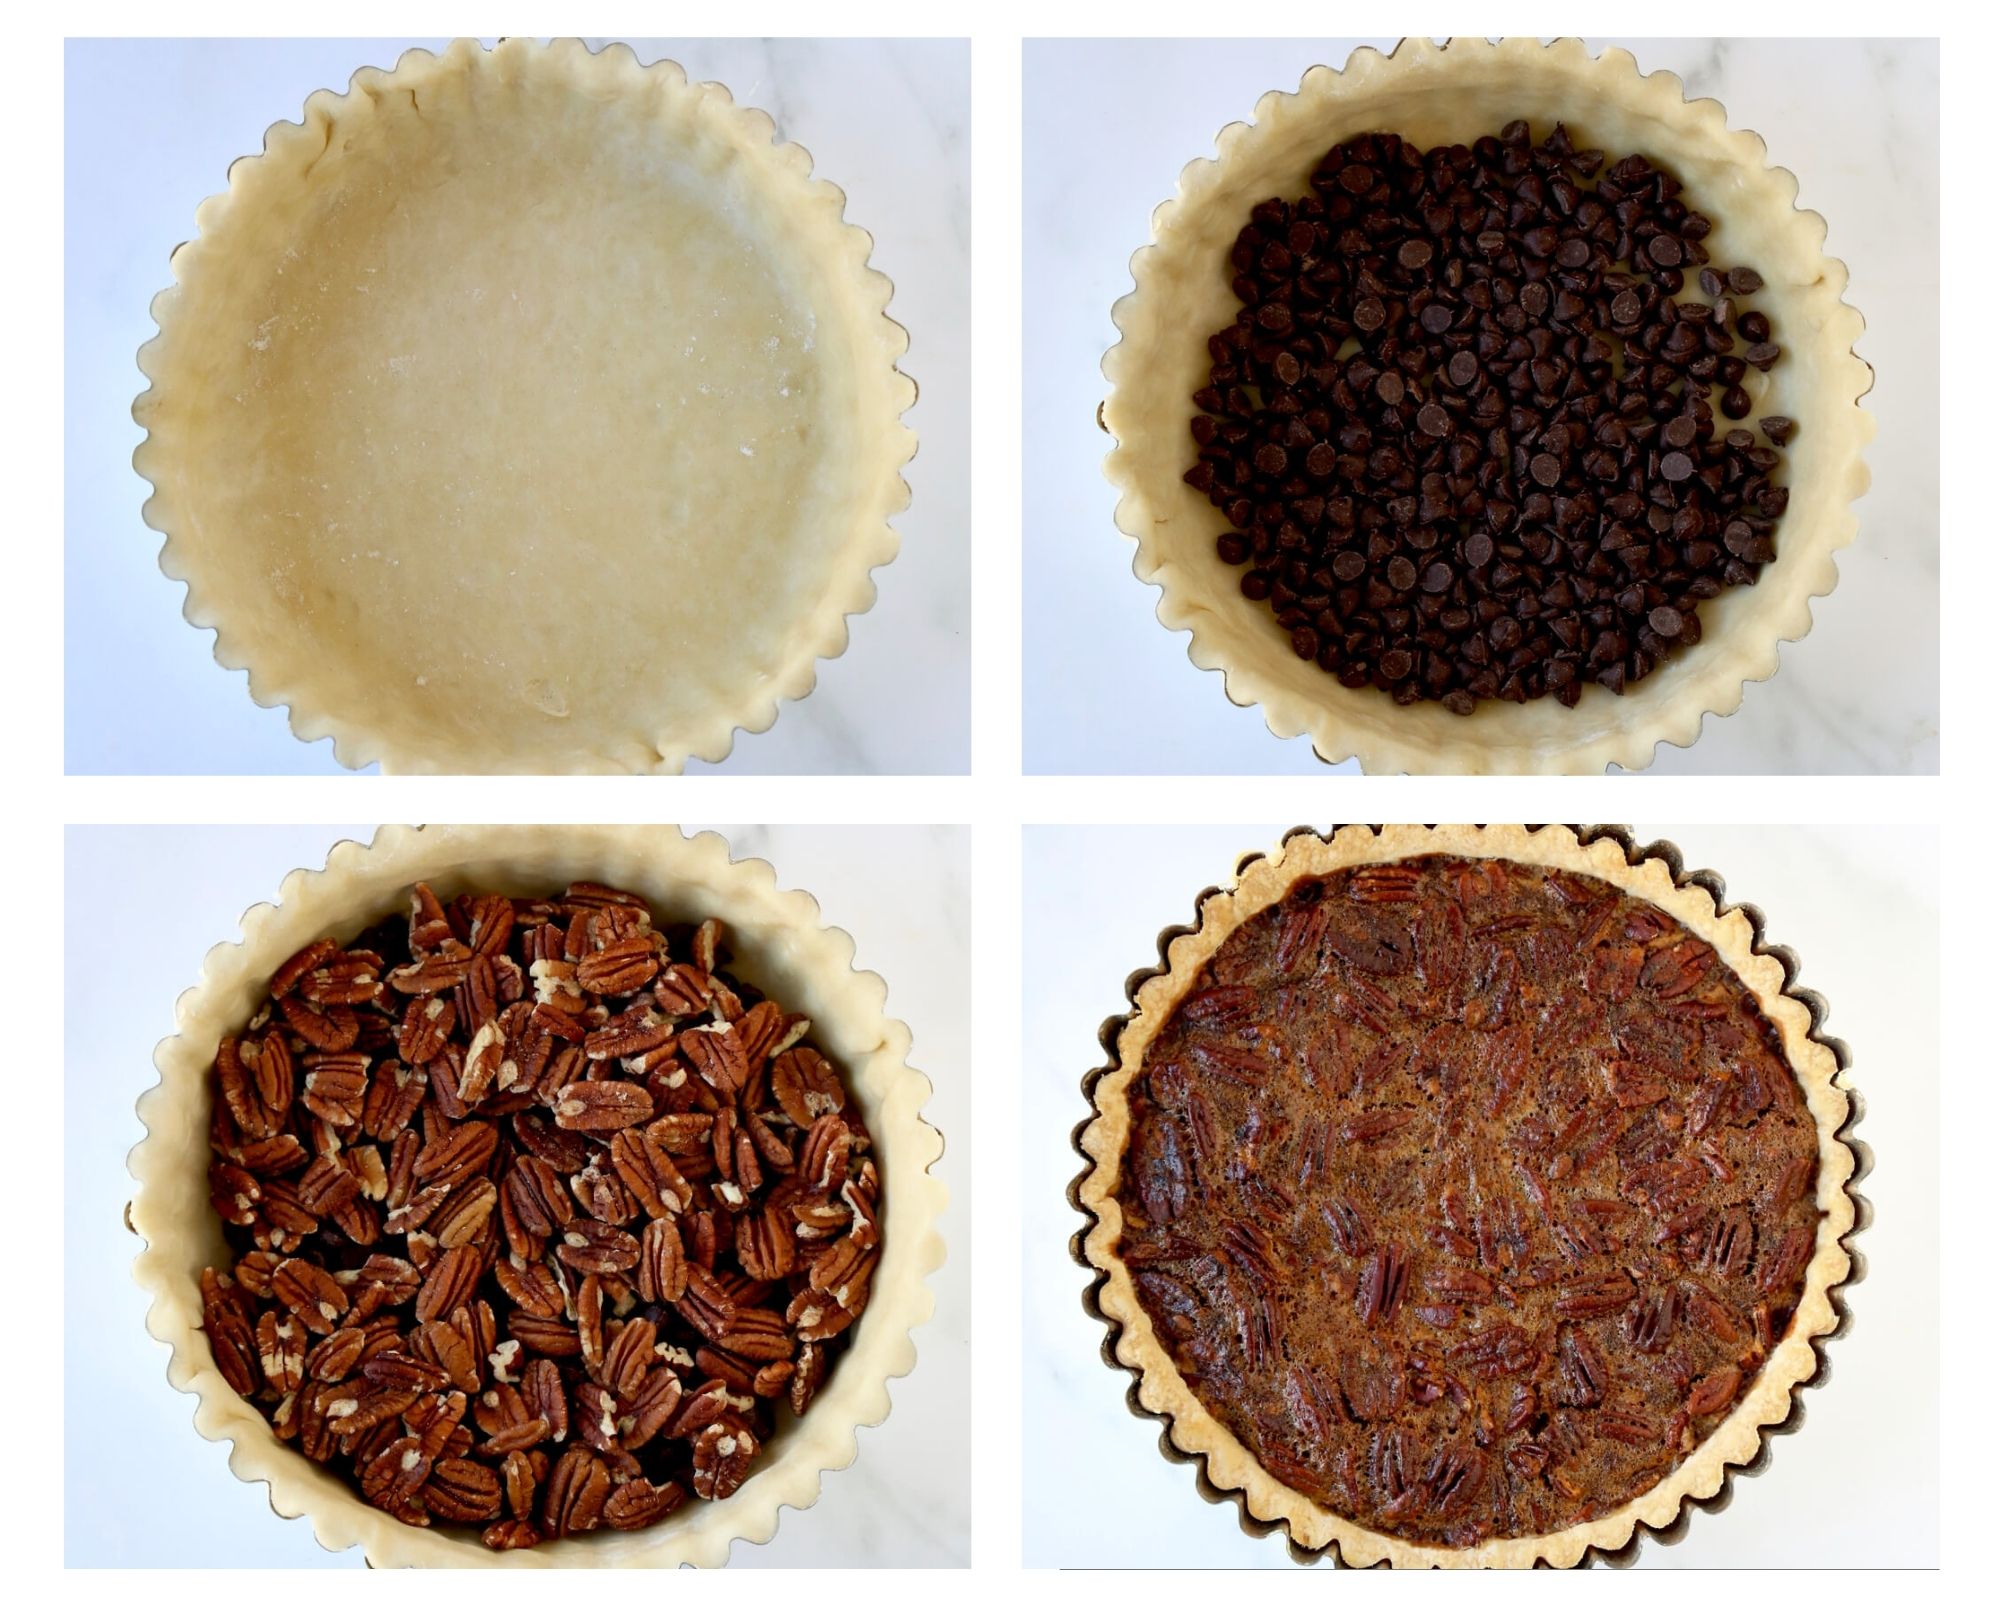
[199, 880, 880, 1548]
[1119, 855, 1822, 1547]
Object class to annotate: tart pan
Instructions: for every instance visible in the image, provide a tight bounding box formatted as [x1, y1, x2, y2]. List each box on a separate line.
[1070, 823, 1870, 1565]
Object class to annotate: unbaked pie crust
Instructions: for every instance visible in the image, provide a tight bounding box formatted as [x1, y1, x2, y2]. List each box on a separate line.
[1102, 38, 1874, 773]
[128, 824, 948, 1566]
[134, 39, 917, 773]
[1074, 823, 1862, 1567]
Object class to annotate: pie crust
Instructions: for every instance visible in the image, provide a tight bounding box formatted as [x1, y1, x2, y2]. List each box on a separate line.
[134, 39, 917, 773]
[129, 825, 948, 1566]
[1102, 37, 1874, 773]
[1073, 824, 1864, 1567]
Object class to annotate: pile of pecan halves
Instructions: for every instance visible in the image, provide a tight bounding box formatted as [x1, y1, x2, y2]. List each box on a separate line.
[199, 879, 880, 1547]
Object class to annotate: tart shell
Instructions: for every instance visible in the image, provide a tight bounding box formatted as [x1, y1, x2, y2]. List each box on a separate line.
[1101, 38, 1874, 773]
[134, 39, 917, 774]
[1070, 823, 1868, 1567]
[128, 824, 948, 1566]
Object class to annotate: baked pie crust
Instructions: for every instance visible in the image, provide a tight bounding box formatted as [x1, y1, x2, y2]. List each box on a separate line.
[1101, 38, 1874, 772]
[129, 825, 948, 1566]
[134, 39, 916, 773]
[1073, 823, 1863, 1567]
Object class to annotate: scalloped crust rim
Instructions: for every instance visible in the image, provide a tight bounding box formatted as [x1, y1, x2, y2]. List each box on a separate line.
[128, 824, 947, 1567]
[1101, 38, 1874, 773]
[1072, 823, 1864, 1567]
[133, 38, 916, 774]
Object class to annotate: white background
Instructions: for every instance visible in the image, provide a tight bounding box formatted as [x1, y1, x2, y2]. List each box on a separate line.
[67, 823, 970, 1567]
[1023, 38, 1940, 774]
[1023, 824, 1938, 1566]
[65, 37, 971, 775]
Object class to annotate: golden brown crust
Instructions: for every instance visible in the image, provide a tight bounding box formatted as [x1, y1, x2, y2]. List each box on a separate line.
[1102, 37, 1873, 773]
[1075, 824, 1857, 1567]
[134, 39, 916, 774]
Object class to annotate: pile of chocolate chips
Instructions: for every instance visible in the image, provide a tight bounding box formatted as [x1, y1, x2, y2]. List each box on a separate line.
[1183, 121, 1795, 712]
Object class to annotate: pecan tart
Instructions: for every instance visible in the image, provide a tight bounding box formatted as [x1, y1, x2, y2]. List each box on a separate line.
[1102, 39, 1872, 772]
[130, 826, 946, 1566]
[1074, 824, 1860, 1566]
[134, 40, 915, 773]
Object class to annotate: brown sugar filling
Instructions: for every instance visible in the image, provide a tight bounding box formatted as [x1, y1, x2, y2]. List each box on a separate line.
[1119, 854, 1822, 1547]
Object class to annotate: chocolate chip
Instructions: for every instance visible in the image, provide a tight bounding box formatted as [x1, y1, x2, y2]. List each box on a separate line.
[1447, 351, 1479, 387]
[1648, 606, 1684, 638]
[1376, 372, 1406, 406]
[1663, 416, 1697, 450]
[1418, 404, 1452, 438]
[1557, 238, 1591, 269]
[1736, 310, 1770, 343]
[1647, 233, 1683, 267]
[1742, 342, 1781, 371]
[1611, 290, 1642, 324]
[1759, 415, 1796, 446]
[1353, 297, 1386, 332]
[1698, 268, 1725, 298]
[1727, 266, 1764, 295]
[1397, 238, 1435, 270]
[1659, 451, 1694, 483]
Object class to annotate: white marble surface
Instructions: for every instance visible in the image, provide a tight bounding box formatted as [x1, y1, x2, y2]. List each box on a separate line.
[1023, 824, 1937, 1566]
[67, 824, 969, 1566]
[1023, 39, 1938, 773]
[65, 38, 969, 774]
